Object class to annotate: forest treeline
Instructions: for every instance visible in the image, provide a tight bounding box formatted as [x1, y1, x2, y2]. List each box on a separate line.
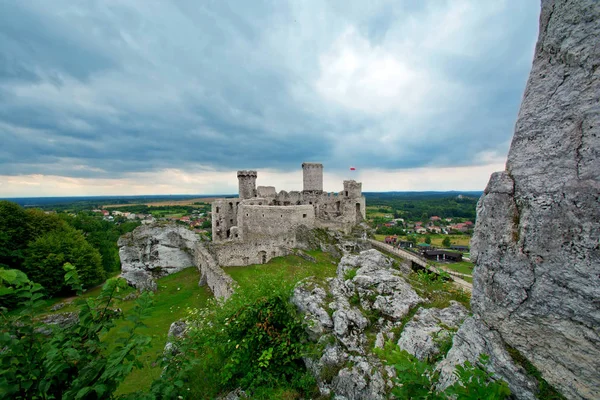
[364, 192, 480, 221]
[0, 200, 139, 299]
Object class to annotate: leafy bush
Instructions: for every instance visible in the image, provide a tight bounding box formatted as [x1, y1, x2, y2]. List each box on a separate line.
[0, 264, 153, 399]
[149, 278, 317, 399]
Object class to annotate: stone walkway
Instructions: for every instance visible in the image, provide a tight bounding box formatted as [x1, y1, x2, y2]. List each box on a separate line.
[368, 239, 473, 292]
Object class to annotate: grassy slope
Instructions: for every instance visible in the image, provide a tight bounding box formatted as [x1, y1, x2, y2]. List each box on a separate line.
[40, 268, 211, 395]
[115, 268, 211, 395]
[226, 250, 339, 289]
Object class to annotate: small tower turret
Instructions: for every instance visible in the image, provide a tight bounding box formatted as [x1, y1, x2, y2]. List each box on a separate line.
[343, 180, 362, 198]
[302, 162, 323, 192]
[237, 170, 257, 199]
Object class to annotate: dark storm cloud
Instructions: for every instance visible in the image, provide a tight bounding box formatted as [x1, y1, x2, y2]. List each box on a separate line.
[0, 0, 540, 178]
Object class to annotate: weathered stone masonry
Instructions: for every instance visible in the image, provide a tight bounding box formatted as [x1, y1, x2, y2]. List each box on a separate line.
[207, 163, 366, 267]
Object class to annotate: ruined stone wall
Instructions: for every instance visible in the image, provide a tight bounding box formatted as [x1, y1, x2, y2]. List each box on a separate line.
[452, 1, 600, 398]
[302, 162, 323, 192]
[210, 241, 291, 267]
[237, 204, 315, 244]
[195, 243, 236, 299]
[212, 198, 241, 242]
[256, 186, 277, 198]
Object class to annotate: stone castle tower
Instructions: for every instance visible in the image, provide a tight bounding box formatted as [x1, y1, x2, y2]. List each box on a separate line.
[302, 162, 323, 192]
[237, 170, 257, 199]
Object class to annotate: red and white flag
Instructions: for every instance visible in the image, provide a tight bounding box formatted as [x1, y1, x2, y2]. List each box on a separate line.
[350, 167, 356, 171]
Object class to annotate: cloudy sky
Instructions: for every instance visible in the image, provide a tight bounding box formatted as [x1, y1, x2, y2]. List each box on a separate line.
[0, 0, 540, 197]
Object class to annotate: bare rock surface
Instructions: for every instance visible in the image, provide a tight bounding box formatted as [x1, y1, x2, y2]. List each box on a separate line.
[164, 319, 187, 356]
[462, 1, 600, 398]
[397, 301, 468, 362]
[118, 224, 199, 290]
[436, 317, 538, 400]
[292, 249, 422, 399]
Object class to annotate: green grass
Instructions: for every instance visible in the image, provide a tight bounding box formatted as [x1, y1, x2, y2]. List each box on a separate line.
[434, 261, 474, 276]
[114, 268, 211, 395]
[226, 250, 339, 289]
[39, 268, 211, 395]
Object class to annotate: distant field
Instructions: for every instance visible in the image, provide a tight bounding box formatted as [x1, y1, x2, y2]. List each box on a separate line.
[103, 197, 218, 208]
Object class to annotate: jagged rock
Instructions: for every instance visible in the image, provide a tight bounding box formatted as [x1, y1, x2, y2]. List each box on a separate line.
[397, 301, 468, 362]
[50, 302, 65, 311]
[219, 388, 247, 400]
[291, 279, 333, 340]
[466, 1, 600, 399]
[331, 356, 387, 400]
[118, 224, 198, 290]
[121, 269, 157, 292]
[340, 249, 423, 321]
[41, 312, 79, 327]
[436, 317, 538, 400]
[164, 319, 187, 356]
[293, 249, 422, 399]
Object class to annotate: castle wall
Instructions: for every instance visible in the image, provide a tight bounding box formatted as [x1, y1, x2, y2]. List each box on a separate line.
[237, 204, 315, 245]
[212, 198, 241, 242]
[210, 241, 291, 267]
[256, 186, 277, 198]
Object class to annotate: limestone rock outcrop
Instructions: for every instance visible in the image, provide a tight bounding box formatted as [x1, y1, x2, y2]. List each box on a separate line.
[293, 249, 428, 399]
[118, 224, 199, 290]
[447, 1, 600, 399]
[397, 301, 468, 362]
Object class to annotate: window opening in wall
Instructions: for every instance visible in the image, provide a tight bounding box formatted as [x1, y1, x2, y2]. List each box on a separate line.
[235, 233, 238, 238]
[226, 229, 231, 239]
[281, 215, 283, 218]
[345, 191, 348, 196]
[303, 214, 307, 218]
[230, 219, 233, 224]
[229, 202, 233, 210]
[246, 213, 249, 217]
[216, 207, 220, 213]
[216, 221, 220, 227]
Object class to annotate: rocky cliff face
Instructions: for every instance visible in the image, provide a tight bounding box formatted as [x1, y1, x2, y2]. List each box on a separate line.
[464, 1, 600, 399]
[118, 224, 199, 291]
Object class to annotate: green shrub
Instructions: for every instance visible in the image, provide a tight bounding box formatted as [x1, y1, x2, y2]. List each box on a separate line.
[0, 264, 153, 399]
[150, 277, 317, 399]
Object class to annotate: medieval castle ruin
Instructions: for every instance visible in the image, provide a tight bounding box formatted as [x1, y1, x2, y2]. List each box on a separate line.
[206, 163, 366, 266]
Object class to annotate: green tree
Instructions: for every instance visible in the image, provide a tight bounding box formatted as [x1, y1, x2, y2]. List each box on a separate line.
[0, 201, 30, 269]
[425, 236, 432, 245]
[23, 228, 105, 296]
[442, 237, 451, 248]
